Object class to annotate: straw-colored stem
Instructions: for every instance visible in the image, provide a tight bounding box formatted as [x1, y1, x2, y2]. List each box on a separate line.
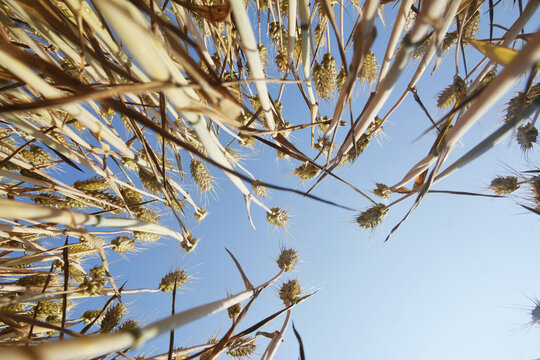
[261, 309, 291, 360]
[0, 198, 183, 242]
[229, 0, 276, 131]
[377, 0, 415, 87]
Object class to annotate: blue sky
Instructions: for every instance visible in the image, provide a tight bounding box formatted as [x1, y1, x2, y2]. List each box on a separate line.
[65, 1, 540, 359]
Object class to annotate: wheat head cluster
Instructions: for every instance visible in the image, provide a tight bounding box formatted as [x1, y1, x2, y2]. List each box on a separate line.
[0, 0, 538, 359]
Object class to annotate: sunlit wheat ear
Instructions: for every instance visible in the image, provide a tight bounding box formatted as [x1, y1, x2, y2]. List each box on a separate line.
[235, 112, 252, 125]
[275, 51, 288, 73]
[87, 190, 123, 214]
[267, 207, 289, 228]
[463, 11, 480, 39]
[66, 265, 85, 285]
[100, 302, 125, 334]
[118, 319, 139, 332]
[477, 68, 498, 92]
[441, 31, 458, 53]
[139, 168, 163, 195]
[313, 53, 337, 100]
[169, 347, 189, 360]
[1, 303, 25, 312]
[134, 207, 160, 223]
[404, 8, 416, 30]
[194, 207, 208, 221]
[343, 134, 370, 164]
[293, 162, 320, 182]
[79, 266, 107, 296]
[367, 116, 385, 138]
[166, 195, 185, 212]
[159, 269, 190, 293]
[437, 75, 466, 110]
[227, 301, 242, 319]
[505, 83, 540, 123]
[373, 183, 391, 200]
[33, 193, 69, 209]
[489, 176, 520, 195]
[314, 22, 326, 48]
[250, 96, 262, 112]
[227, 337, 256, 358]
[16, 274, 57, 286]
[258, 44, 267, 65]
[181, 232, 200, 254]
[90, 265, 107, 279]
[355, 203, 388, 230]
[277, 121, 292, 139]
[358, 50, 378, 85]
[315, 115, 330, 133]
[278, 0, 288, 14]
[82, 309, 105, 325]
[73, 176, 108, 191]
[336, 68, 347, 92]
[269, 22, 287, 53]
[190, 160, 214, 193]
[20, 168, 46, 182]
[34, 300, 67, 322]
[279, 279, 302, 306]
[225, 148, 240, 164]
[314, 136, 334, 156]
[292, 41, 302, 64]
[277, 248, 299, 272]
[275, 102, 284, 116]
[257, 0, 269, 9]
[120, 157, 139, 171]
[252, 180, 268, 198]
[133, 231, 161, 243]
[411, 38, 431, 60]
[119, 187, 143, 206]
[79, 235, 105, 249]
[111, 235, 136, 254]
[238, 134, 255, 148]
[516, 123, 538, 151]
[20, 145, 50, 165]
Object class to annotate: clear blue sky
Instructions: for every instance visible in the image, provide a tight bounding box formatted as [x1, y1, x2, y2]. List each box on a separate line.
[75, 2, 540, 359]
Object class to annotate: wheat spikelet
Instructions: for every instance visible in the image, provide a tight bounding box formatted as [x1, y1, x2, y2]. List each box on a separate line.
[227, 337, 256, 358]
[293, 162, 320, 181]
[277, 248, 299, 272]
[516, 124, 538, 150]
[279, 279, 301, 306]
[100, 303, 125, 333]
[190, 160, 213, 192]
[313, 53, 337, 99]
[159, 269, 190, 292]
[358, 50, 378, 85]
[490, 176, 520, 194]
[252, 180, 268, 198]
[227, 302, 242, 319]
[355, 203, 388, 230]
[267, 207, 289, 228]
[111, 235, 136, 254]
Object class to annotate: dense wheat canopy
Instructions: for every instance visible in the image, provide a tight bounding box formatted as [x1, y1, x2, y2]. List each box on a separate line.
[0, 0, 538, 358]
